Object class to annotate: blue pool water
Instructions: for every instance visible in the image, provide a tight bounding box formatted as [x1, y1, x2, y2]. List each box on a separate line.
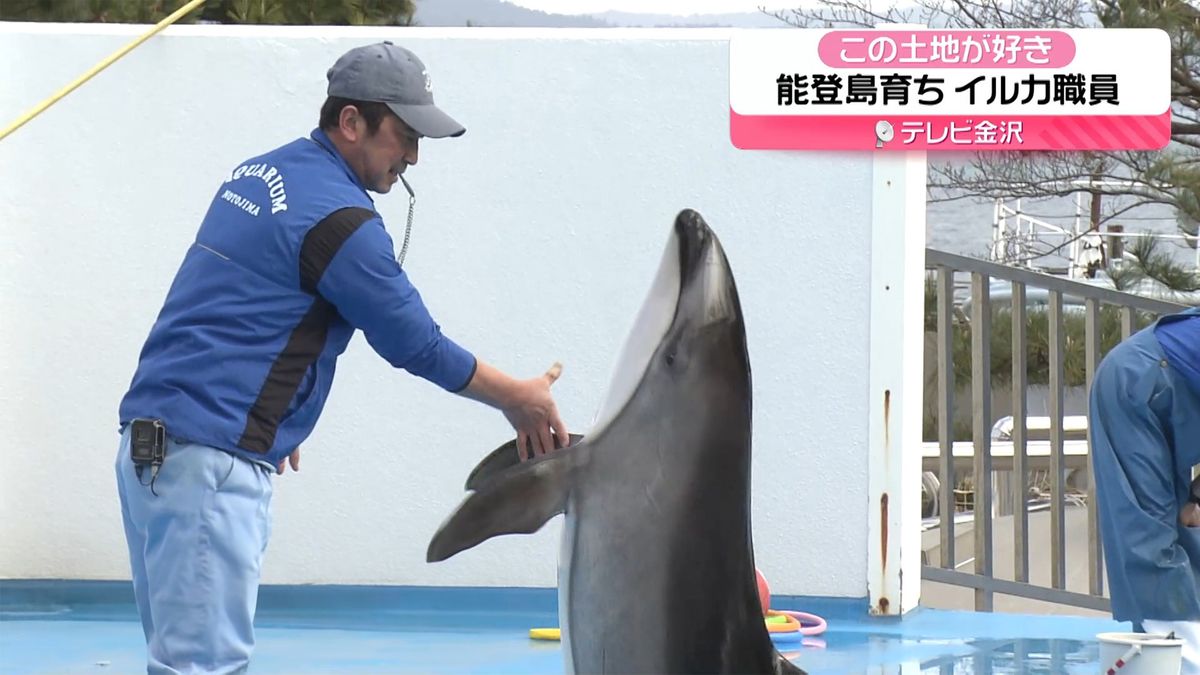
[0, 581, 1128, 674]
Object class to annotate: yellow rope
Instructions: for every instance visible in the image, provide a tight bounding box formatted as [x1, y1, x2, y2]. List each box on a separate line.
[0, 0, 208, 143]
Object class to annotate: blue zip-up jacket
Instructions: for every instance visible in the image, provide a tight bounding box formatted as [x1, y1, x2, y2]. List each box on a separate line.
[119, 128, 477, 468]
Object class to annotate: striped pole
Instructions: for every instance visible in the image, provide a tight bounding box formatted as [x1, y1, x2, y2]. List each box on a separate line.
[0, 0, 207, 142]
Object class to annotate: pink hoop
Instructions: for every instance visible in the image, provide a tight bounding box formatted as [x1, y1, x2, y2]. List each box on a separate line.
[773, 609, 827, 636]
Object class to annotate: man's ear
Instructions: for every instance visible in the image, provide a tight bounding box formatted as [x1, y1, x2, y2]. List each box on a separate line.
[338, 105, 361, 142]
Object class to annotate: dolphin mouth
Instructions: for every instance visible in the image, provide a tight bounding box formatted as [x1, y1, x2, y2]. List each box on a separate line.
[588, 209, 729, 437]
[675, 209, 738, 328]
[673, 208, 713, 284]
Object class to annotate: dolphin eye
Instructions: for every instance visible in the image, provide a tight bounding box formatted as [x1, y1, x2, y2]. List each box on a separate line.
[666, 352, 676, 366]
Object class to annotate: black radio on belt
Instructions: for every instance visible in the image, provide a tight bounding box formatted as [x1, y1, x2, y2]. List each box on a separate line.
[130, 419, 166, 467]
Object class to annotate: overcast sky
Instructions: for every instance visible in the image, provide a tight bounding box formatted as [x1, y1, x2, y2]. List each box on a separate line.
[506, 0, 793, 14]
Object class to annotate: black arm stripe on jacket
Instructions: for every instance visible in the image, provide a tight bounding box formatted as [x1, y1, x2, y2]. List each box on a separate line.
[238, 206, 376, 453]
[299, 207, 377, 294]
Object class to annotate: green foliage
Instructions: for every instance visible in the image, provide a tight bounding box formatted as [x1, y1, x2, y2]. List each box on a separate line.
[0, 0, 193, 23]
[0, 0, 417, 25]
[341, 0, 411, 25]
[1122, 236, 1200, 292]
[923, 276, 1159, 389]
[921, 275, 1168, 442]
[226, 0, 285, 23]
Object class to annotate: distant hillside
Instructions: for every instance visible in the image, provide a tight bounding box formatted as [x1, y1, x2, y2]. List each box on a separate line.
[412, 0, 612, 27]
[411, 0, 790, 28]
[593, 10, 788, 28]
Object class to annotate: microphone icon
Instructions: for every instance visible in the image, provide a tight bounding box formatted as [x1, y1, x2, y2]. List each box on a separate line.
[875, 120, 895, 148]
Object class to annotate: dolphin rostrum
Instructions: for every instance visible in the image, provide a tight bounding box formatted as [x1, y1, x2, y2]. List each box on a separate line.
[427, 209, 806, 675]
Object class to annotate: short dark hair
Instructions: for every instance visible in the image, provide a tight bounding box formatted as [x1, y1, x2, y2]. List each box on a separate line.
[319, 97, 394, 134]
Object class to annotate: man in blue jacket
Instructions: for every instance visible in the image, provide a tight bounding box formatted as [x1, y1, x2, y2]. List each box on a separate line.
[115, 41, 571, 674]
[1089, 305, 1200, 674]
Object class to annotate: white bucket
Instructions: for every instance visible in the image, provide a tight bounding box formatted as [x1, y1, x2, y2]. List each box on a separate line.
[1097, 632, 1184, 675]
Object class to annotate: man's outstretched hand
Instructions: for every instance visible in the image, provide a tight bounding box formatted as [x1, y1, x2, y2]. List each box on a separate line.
[503, 361, 570, 461]
[462, 359, 571, 462]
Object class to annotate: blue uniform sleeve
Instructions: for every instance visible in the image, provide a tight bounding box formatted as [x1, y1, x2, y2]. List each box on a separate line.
[316, 217, 477, 392]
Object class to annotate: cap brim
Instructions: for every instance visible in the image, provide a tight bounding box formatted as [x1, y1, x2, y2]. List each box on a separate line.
[388, 102, 465, 139]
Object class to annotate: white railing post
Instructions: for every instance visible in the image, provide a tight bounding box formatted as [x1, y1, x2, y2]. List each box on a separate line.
[868, 147, 928, 616]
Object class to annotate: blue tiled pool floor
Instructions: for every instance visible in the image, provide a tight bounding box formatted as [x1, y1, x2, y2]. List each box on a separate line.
[0, 582, 1128, 674]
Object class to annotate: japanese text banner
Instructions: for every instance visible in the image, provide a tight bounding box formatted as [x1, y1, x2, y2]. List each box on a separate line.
[729, 28, 1172, 151]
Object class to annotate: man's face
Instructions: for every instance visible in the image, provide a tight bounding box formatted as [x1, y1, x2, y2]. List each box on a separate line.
[344, 110, 420, 194]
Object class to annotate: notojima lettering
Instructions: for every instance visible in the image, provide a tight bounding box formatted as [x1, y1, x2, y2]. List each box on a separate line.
[221, 189, 261, 217]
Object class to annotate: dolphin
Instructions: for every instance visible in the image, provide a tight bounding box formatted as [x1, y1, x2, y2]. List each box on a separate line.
[426, 209, 806, 675]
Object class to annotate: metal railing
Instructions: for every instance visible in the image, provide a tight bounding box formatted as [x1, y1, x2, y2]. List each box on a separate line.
[920, 247, 1191, 612]
[989, 191, 1200, 280]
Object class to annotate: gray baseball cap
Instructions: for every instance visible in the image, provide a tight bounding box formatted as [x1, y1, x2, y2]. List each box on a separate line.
[326, 41, 465, 139]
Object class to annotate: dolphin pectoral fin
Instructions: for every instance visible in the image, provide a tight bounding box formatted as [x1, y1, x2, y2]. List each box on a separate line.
[464, 433, 585, 491]
[427, 450, 579, 563]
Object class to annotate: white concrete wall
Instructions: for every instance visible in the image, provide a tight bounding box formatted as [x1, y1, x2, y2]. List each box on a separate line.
[0, 23, 914, 600]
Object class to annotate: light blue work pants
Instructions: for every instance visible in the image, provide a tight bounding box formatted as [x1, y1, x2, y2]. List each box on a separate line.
[1089, 316, 1200, 626]
[115, 427, 274, 674]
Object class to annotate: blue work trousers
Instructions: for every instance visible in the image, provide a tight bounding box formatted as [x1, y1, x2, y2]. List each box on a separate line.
[1090, 318, 1200, 625]
[115, 426, 274, 674]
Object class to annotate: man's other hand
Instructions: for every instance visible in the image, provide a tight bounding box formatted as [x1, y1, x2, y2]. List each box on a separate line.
[277, 447, 300, 475]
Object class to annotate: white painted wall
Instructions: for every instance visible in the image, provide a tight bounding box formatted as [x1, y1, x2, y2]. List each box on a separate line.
[0, 23, 923, 601]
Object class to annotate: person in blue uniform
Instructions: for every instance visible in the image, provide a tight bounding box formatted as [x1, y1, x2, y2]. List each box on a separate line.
[114, 41, 571, 674]
[1089, 305, 1200, 674]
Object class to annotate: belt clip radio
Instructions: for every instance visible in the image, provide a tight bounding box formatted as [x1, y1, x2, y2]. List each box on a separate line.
[130, 419, 167, 493]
